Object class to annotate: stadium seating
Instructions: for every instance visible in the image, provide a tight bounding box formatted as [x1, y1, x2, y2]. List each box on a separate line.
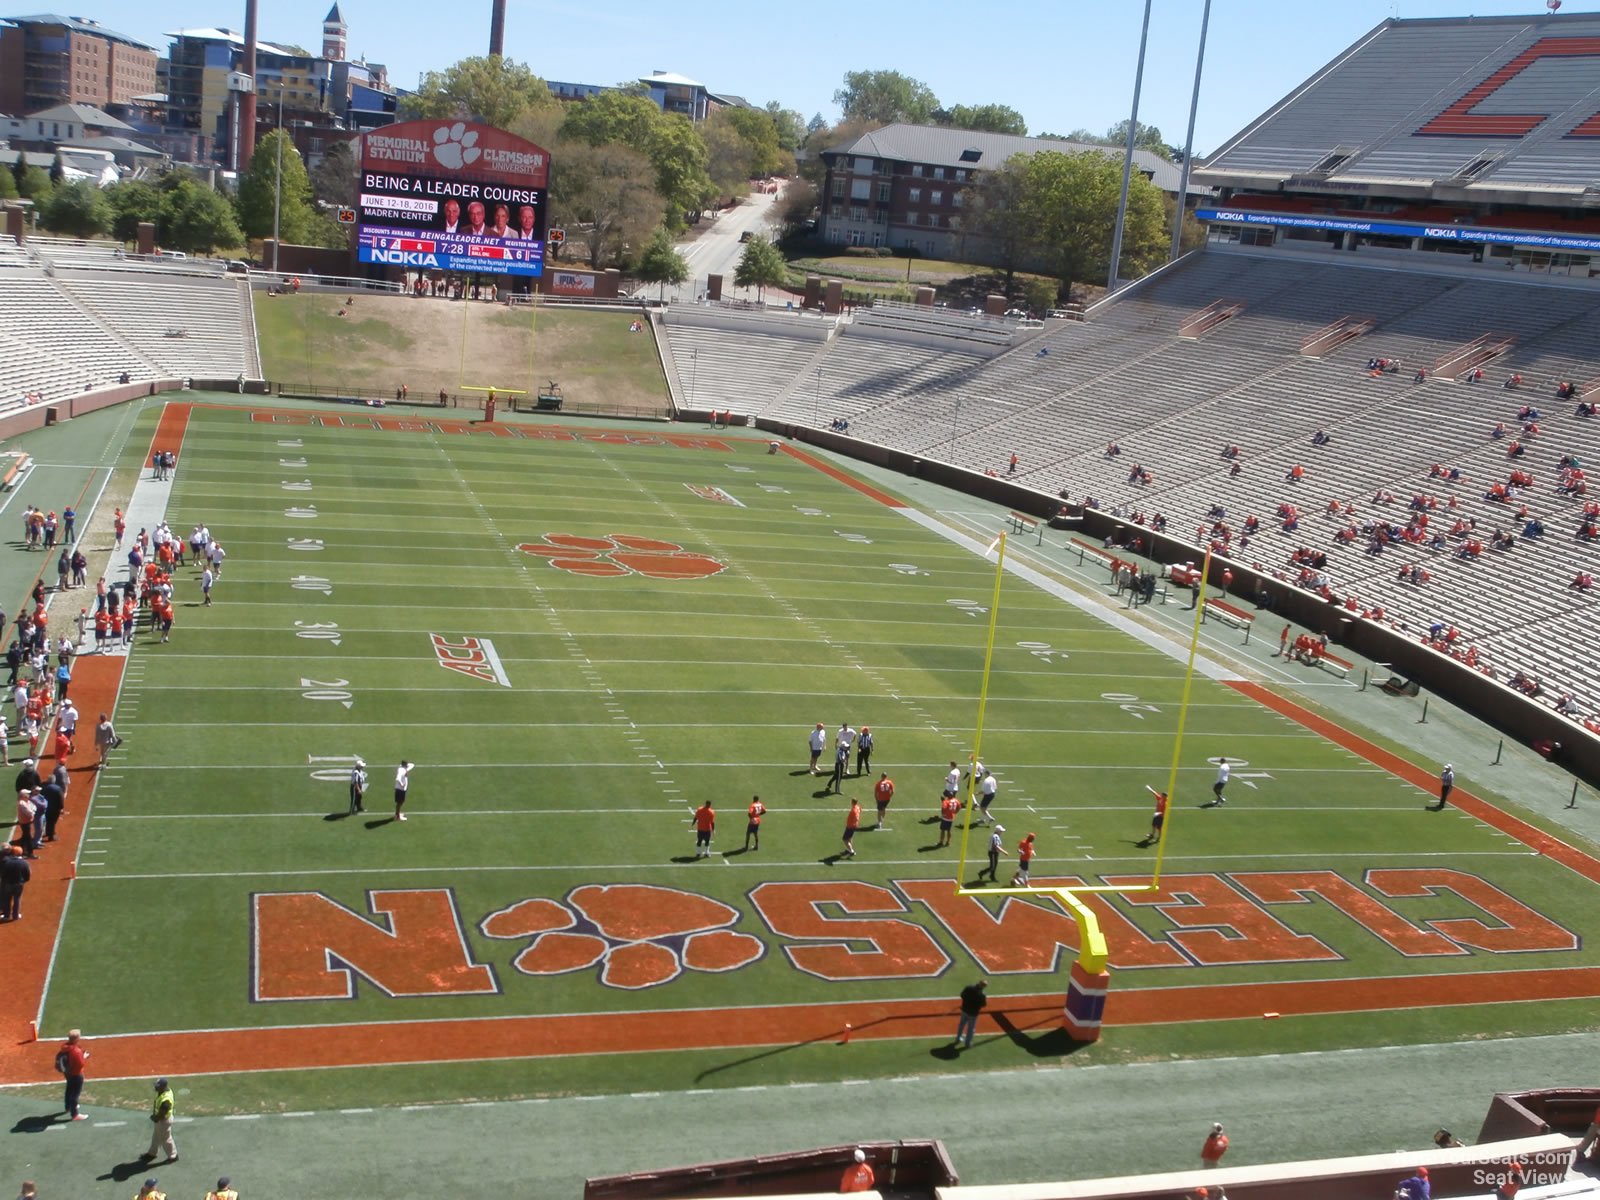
[683, 248, 1600, 717]
[57, 273, 256, 379]
[0, 260, 255, 403]
[27, 235, 228, 277]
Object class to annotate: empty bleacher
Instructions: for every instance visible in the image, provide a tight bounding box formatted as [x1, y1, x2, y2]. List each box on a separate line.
[700, 247, 1600, 716]
[57, 273, 255, 379]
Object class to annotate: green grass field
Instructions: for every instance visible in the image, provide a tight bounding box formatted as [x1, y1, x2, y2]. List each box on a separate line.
[39, 399, 1600, 1110]
[252, 294, 670, 411]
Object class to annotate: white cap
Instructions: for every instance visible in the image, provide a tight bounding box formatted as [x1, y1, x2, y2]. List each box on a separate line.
[1444, 763, 1452, 771]
[854, 1149, 866, 1163]
[994, 824, 1005, 833]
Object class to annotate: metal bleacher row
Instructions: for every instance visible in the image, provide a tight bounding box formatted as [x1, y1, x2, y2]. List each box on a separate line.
[0, 238, 254, 405]
[657, 248, 1600, 718]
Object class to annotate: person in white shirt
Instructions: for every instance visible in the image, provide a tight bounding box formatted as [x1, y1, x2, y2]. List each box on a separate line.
[977, 771, 998, 825]
[835, 724, 856, 773]
[394, 760, 414, 821]
[807, 723, 826, 775]
[1213, 758, 1230, 805]
[944, 761, 961, 797]
[208, 542, 226, 576]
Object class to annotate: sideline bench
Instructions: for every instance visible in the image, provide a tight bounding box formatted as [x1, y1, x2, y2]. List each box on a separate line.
[1317, 649, 1355, 679]
[1204, 597, 1256, 633]
[1006, 510, 1037, 535]
[1069, 536, 1115, 567]
[1, 454, 31, 490]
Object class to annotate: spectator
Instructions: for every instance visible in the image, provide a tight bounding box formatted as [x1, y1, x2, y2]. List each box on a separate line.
[1201, 1123, 1229, 1168]
[1396, 1167, 1431, 1200]
[839, 1150, 874, 1193]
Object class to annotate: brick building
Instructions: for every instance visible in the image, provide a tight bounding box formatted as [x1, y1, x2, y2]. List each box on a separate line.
[817, 123, 1205, 260]
[0, 13, 158, 117]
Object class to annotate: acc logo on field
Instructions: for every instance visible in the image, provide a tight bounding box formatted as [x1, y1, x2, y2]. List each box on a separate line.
[429, 633, 510, 687]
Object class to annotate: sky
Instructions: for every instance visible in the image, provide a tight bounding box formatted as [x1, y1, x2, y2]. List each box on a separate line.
[98, 0, 1597, 156]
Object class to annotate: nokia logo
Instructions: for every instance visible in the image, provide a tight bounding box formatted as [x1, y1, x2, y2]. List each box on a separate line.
[1423, 227, 1460, 238]
[369, 249, 440, 266]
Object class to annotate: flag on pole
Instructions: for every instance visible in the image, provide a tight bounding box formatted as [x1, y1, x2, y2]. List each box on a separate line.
[985, 534, 1003, 559]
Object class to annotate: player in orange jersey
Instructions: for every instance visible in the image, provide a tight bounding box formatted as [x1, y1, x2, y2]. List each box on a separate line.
[744, 796, 766, 851]
[873, 773, 894, 829]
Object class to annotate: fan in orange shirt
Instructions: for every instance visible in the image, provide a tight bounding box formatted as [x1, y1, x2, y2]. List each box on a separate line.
[839, 1150, 874, 1193]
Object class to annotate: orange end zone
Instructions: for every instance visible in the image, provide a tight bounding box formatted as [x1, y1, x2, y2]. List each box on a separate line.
[151, 401, 192, 462]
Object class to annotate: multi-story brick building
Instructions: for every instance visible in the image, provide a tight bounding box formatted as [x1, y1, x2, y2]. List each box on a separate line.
[0, 13, 158, 117]
[817, 123, 1205, 260]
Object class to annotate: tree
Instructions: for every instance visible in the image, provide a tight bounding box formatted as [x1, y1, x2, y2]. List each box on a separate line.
[635, 227, 688, 300]
[16, 164, 52, 204]
[555, 141, 664, 268]
[1062, 121, 1176, 160]
[0, 166, 18, 201]
[235, 129, 316, 243]
[833, 70, 939, 125]
[764, 102, 807, 152]
[1017, 150, 1166, 293]
[955, 155, 1031, 288]
[309, 139, 358, 207]
[160, 178, 243, 255]
[105, 179, 161, 242]
[939, 103, 1027, 136]
[401, 55, 558, 128]
[733, 236, 788, 301]
[770, 178, 818, 237]
[560, 92, 712, 218]
[717, 107, 786, 177]
[1105, 119, 1177, 161]
[40, 180, 112, 238]
[702, 120, 754, 200]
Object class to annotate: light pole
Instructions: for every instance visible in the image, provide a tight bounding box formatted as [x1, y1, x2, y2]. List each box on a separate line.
[1171, 0, 1213, 262]
[1107, 0, 1154, 293]
[270, 100, 284, 274]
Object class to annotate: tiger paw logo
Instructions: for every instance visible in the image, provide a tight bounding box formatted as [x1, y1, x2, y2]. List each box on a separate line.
[480, 884, 765, 989]
[517, 533, 725, 579]
[431, 122, 480, 169]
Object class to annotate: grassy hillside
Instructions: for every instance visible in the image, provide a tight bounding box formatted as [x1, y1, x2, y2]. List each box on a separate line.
[253, 292, 669, 411]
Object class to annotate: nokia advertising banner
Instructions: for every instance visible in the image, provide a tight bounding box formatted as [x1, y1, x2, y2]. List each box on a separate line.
[357, 120, 550, 276]
[1197, 208, 1600, 255]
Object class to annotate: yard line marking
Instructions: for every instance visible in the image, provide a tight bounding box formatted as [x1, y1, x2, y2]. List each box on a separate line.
[76, 849, 1530, 880]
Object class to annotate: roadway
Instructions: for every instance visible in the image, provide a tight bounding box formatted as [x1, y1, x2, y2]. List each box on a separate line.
[646, 188, 779, 305]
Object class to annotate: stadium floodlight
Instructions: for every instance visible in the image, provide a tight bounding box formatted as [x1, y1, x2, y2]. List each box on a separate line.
[1107, 0, 1154, 293]
[952, 528, 1217, 1042]
[1171, 0, 1214, 263]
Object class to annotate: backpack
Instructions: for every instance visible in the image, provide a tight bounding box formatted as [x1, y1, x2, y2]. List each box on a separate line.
[54, 1048, 70, 1075]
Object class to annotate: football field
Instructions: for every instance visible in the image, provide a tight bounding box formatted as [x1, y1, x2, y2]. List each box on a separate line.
[16, 398, 1600, 1107]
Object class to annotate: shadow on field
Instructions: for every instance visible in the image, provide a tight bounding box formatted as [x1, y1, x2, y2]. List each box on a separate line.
[991, 1011, 1089, 1058]
[97, 1157, 157, 1184]
[324, 812, 352, 822]
[668, 854, 703, 864]
[364, 817, 395, 829]
[694, 1009, 948, 1084]
[10, 1113, 61, 1134]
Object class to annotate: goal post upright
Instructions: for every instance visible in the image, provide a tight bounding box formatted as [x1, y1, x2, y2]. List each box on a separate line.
[950, 529, 1217, 1043]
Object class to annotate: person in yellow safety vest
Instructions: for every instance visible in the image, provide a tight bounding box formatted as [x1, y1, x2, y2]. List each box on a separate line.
[134, 1177, 165, 1200]
[139, 1078, 177, 1164]
[207, 1176, 239, 1200]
